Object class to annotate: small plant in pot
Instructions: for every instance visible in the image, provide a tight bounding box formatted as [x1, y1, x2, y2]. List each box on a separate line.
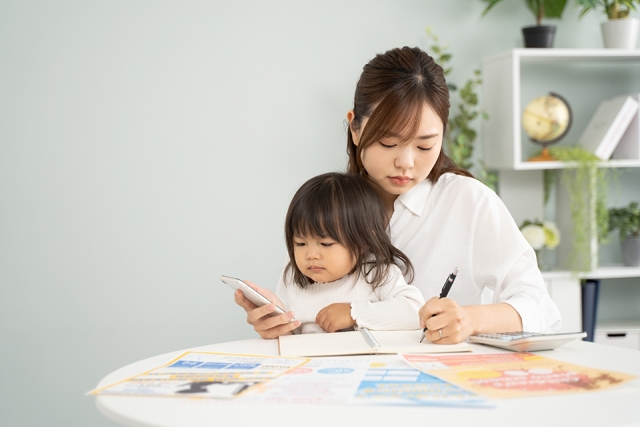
[608, 201, 640, 267]
[482, 0, 568, 48]
[575, 0, 640, 48]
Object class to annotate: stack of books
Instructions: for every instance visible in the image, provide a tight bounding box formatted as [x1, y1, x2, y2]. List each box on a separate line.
[579, 93, 640, 161]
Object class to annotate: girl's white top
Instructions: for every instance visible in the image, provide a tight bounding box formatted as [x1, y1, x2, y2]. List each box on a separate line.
[276, 264, 425, 334]
[388, 173, 561, 333]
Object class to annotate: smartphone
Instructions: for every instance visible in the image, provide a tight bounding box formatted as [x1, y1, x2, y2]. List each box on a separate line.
[220, 275, 292, 319]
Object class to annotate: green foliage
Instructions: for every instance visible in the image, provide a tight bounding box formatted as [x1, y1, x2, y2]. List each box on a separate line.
[547, 146, 610, 271]
[574, 0, 639, 19]
[426, 29, 497, 191]
[476, 160, 499, 191]
[448, 72, 481, 171]
[608, 201, 640, 240]
[482, 0, 568, 25]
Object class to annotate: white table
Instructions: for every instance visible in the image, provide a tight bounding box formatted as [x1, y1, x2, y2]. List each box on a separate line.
[95, 339, 640, 427]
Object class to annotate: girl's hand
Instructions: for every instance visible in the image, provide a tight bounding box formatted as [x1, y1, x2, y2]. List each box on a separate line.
[418, 297, 473, 344]
[233, 280, 301, 339]
[316, 303, 356, 332]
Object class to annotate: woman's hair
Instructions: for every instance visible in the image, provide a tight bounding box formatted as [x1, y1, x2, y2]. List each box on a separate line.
[284, 172, 414, 289]
[347, 46, 473, 181]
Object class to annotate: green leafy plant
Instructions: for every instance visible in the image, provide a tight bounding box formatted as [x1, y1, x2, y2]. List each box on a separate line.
[546, 146, 610, 271]
[481, 0, 568, 26]
[574, 0, 639, 19]
[426, 29, 497, 191]
[608, 201, 640, 240]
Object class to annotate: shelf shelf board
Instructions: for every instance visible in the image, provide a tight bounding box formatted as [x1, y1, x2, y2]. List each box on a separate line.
[513, 159, 640, 171]
[541, 265, 640, 280]
[485, 48, 640, 64]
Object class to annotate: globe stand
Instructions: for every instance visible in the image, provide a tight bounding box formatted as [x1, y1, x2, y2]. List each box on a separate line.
[522, 92, 572, 163]
[528, 146, 556, 162]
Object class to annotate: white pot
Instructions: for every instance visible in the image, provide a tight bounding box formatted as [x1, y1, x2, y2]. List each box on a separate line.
[601, 17, 640, 49]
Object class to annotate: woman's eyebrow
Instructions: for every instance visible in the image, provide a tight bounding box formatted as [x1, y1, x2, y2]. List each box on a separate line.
[386, 132, 439, 140]
[415, 133, 439, 140]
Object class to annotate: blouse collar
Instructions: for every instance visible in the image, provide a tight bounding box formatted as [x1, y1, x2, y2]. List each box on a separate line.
[395, 178, 433, 217]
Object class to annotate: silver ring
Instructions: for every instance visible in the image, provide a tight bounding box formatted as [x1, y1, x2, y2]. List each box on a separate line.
[438, 329, 443, 339]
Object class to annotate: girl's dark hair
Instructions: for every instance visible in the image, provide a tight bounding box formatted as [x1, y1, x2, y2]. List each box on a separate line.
[347, 46, 473, 181]
[284, 172, 414, 289]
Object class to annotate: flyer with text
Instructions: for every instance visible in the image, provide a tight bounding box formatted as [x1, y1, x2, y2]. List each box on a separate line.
[89, 352, 308, 398]
[240, 355, 490, 407]
[401, 352, 638, 399]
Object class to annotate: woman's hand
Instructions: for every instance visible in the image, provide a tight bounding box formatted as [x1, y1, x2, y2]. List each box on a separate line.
[418, 298, 524, 344]
[233, 280, 300, 339]
[316, 303, 356, 332]
[418, 297, 474, 344]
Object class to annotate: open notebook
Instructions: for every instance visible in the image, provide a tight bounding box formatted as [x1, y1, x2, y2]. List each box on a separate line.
[278, 329, 472, 357]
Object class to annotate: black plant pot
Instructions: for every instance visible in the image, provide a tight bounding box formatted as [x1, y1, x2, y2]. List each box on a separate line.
[522, 25, 556, 48]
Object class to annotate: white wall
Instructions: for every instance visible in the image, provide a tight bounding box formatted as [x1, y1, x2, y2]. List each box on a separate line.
[0, 1, 620, 425]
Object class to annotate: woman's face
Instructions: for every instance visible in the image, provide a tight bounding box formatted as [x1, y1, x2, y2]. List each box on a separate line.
[350, 103, 443, 200]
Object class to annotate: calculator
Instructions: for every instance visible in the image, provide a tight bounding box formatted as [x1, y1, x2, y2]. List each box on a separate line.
[468, 331, 587, 352]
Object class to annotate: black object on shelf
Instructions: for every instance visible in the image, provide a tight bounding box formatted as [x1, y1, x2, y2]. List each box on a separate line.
[522, 25, 556, 48]
[581, 279, 600, 342]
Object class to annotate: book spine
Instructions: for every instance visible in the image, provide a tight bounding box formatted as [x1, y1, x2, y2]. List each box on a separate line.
[612, 92, 640, 160]
[597, 98, 639, 160]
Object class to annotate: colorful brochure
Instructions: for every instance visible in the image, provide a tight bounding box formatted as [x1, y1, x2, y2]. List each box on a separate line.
[238, 355, 489, 407]
[401, 352, 638, 399]
[89, 352, 308, 398]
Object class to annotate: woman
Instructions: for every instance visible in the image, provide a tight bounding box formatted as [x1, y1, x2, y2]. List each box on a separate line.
[234, 46, 561, 343]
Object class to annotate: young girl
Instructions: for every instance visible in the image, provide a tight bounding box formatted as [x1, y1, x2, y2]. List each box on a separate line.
[272, 172, 424, 335]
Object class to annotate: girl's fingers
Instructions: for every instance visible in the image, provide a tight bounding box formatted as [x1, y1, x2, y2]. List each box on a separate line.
[255, 313, 300, 339]
[246, 304, 278, 325]
[258, 319, 302, 339]
[231, 280, 297, 339]
[253, 311, 297, 331]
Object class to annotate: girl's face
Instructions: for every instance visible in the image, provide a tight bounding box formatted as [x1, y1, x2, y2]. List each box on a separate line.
[293, 235, 356, 283]
[349, 103, 443, 202]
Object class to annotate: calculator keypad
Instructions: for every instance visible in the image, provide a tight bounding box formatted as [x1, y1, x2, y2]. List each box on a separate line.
[473, 331, 544, 341]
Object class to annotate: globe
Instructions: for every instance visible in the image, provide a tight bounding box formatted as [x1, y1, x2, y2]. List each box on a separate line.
[522, 93, 572, 161]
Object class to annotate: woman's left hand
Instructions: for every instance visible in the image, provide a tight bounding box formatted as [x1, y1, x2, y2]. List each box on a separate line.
[418, 297, 474, 344]
[316, 303, 356, 332]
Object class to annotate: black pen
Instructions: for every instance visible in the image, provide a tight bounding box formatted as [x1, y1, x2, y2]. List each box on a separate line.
[420, 267, 458, 343]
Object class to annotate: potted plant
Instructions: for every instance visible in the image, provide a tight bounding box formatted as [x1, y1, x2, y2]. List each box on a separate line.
[481, 0, 569, 48]
[608, 201, 640, 266]
[575, 0, 640, 48]
[519, 219, 561, 270]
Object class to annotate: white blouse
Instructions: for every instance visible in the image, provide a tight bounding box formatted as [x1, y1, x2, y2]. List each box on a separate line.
[388, 173, 562, 333]
[276, 264, 425, 334]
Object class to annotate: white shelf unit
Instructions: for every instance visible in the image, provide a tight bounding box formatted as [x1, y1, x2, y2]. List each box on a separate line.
[481, 49, 640, 345]
[481, 48, 640, 170]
